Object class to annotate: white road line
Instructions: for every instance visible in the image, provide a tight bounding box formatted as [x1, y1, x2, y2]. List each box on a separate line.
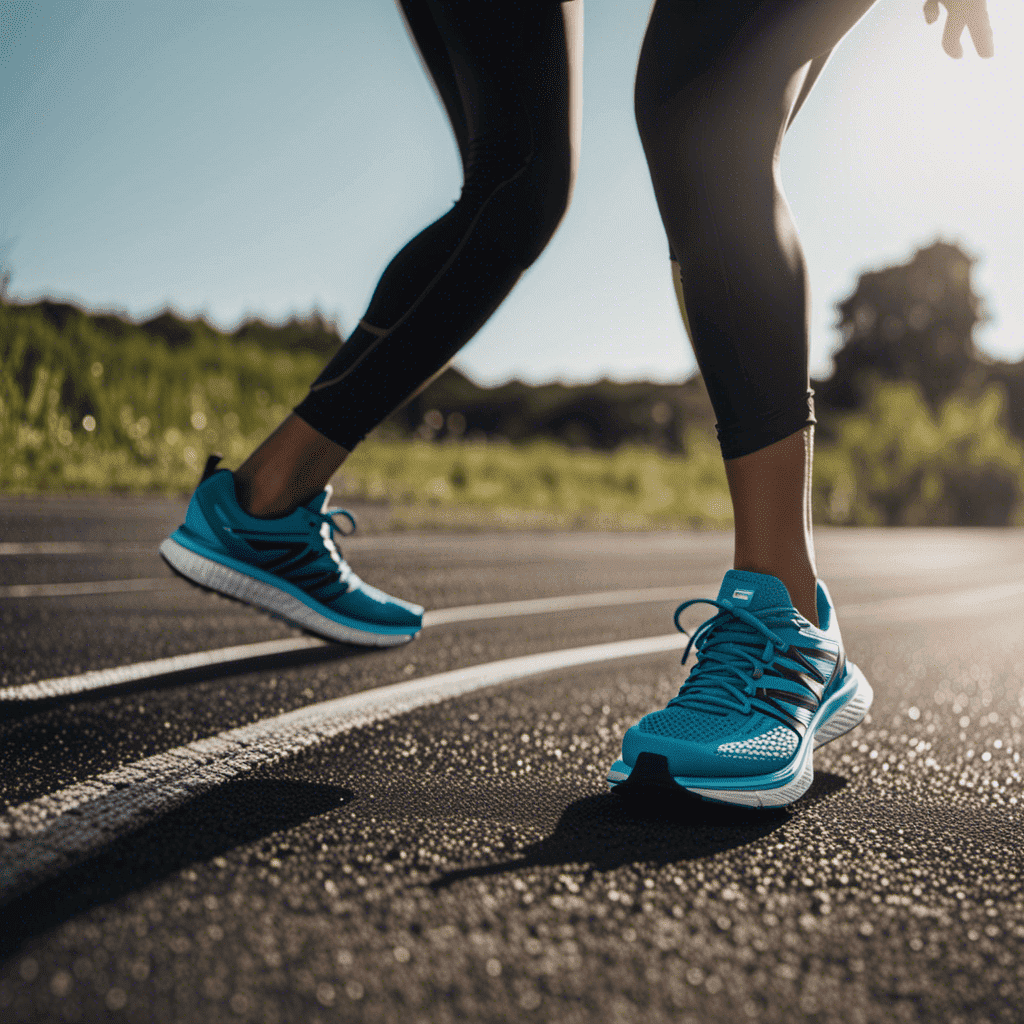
[838, 580, 1024, 622]
[423, 586, 687, 626]
[0, 536, 507, 556]
[0, 638, 328, 702]
[6, 574, 1024, 704]
[7, 575, 1024, 902]
[0, 578, 171, 599]
[0, 586, 699, 703]
[0, 631, 688, 904]
[0, 542, 154, 556]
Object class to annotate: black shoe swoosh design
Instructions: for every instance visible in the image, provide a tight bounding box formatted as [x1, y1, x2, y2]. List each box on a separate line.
[224, 529, 347, 601]
[751, 640, 842, 736]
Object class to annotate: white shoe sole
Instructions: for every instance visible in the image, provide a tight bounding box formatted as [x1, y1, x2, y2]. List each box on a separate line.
[160, 537, 416, 648]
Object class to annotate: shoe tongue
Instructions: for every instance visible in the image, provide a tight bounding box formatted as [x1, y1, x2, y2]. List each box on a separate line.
[717, 569, 794, 614]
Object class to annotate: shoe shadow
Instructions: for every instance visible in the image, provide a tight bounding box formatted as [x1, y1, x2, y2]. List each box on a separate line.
[431, 771, 847, 891]
[0, 641, 375, 720]
[0, 778, 351, 961]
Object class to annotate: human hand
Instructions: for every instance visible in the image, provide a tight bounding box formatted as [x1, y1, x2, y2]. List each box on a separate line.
[923, 0, 995, 58]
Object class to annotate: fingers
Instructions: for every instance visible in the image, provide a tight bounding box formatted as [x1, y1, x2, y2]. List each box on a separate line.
[926, 0, 996, 59]
[967, 2, 995, 58]
[942, 8, 967, 58]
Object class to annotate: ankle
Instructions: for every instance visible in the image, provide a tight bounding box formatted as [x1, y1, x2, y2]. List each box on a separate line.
[234, 413, 348, 518]
[233, 471, 311, 519]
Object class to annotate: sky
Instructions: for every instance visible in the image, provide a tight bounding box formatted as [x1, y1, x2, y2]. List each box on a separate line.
[1, 0, 1021, 386]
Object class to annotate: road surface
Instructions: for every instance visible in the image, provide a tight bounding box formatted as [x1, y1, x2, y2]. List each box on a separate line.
[1, 493, 1023, 1024]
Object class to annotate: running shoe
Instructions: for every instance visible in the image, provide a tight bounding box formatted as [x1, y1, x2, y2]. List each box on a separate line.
[159, 457, 423, 646]
[608, 569, 872, 808]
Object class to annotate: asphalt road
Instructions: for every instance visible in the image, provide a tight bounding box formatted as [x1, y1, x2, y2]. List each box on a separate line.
[2, 493, 1024, 1024]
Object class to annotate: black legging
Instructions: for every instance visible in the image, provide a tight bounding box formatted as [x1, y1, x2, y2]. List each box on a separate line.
[295, 0, 877, 460]
[635, 0, 876, 458]
[294, 0, 580, 448]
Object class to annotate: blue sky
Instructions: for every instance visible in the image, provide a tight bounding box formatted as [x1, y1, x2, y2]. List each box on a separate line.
[1, 0, 1021, 385]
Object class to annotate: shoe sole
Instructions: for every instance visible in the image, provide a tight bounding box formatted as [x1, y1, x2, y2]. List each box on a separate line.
[159, 536, 418, 648]
[607, 661, 873, 809]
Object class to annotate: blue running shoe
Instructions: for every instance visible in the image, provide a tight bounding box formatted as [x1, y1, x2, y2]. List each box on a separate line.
[608, 569, 872, 808]
[159, 458, 423, 646]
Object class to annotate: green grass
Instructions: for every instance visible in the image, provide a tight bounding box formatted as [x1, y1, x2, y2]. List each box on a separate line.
[1, 300, 319, 493]
[334, 432, 732, 531]
[336, 381, 1024, 530]
[5, 298, 1024, 528]
[811, 379, 1024, 527]
[0, 298, 734, 529]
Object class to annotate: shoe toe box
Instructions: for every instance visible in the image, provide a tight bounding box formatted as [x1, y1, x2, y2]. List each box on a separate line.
[622, 717, 797, 779]
[340, 577, 424, 629]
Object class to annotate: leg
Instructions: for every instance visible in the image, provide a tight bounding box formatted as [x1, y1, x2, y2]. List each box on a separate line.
[724, 425, 817, 623]
[163, 1, 581, 644]
[233, 413, 346, 519]
[236, 0, 583, 517]
[609, 2, 877, 802]
[635, 0, 876, 624]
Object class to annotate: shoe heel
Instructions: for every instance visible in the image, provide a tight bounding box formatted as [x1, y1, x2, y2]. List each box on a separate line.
[814, 663, 873, 749]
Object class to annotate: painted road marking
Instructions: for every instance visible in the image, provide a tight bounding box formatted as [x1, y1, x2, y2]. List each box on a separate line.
[6, 575, 1024, 901]
[0, 539, 432, 556]
[0, 540, 395, 556]
[0, 542, 155, 556]
[839, 580, 1024, 622]
[0, 534, 717, 556]
[6, 575, 1024, 704]
[0, 578, 171, 599]
[423, 586, 686, 626]
[0, 586, 699, 702]
[0, 637, 328, 702]
[0, 631, 689, 904]
[0, 535, 539, 557]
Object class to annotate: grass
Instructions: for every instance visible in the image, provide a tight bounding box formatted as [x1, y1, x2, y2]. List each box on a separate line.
[0, 297, 734, 529]
[5, 298, 1024, 529]
[333, 432, 732, 531]
[1, 300, 319, 493]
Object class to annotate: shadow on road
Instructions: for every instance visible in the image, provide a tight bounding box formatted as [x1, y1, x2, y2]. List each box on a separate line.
[432, 771, 847, 890]
[0, 778, 351, 961]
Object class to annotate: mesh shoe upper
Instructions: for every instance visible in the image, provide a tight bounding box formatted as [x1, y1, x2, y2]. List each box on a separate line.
[176, 469, 422, 629]
[621, 569, 845, 778]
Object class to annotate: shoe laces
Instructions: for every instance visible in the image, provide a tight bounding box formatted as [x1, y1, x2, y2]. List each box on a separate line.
[667, 597, 794, 715]
[311, 506, 357, 590]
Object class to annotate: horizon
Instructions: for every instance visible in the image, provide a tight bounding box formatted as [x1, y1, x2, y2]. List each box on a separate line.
[2, 1, 1021, 386]
[8, 266, 1014, 394]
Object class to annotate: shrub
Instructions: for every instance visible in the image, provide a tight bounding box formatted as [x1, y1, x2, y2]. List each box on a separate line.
[0, 301, 319, 492]
[335, 429, 732, 530]
[5, 300, 1024, 529]
[813, 379, 1024, 526]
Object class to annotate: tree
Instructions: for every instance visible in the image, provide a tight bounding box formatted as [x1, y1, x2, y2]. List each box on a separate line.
[815, 239, 990, 415]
